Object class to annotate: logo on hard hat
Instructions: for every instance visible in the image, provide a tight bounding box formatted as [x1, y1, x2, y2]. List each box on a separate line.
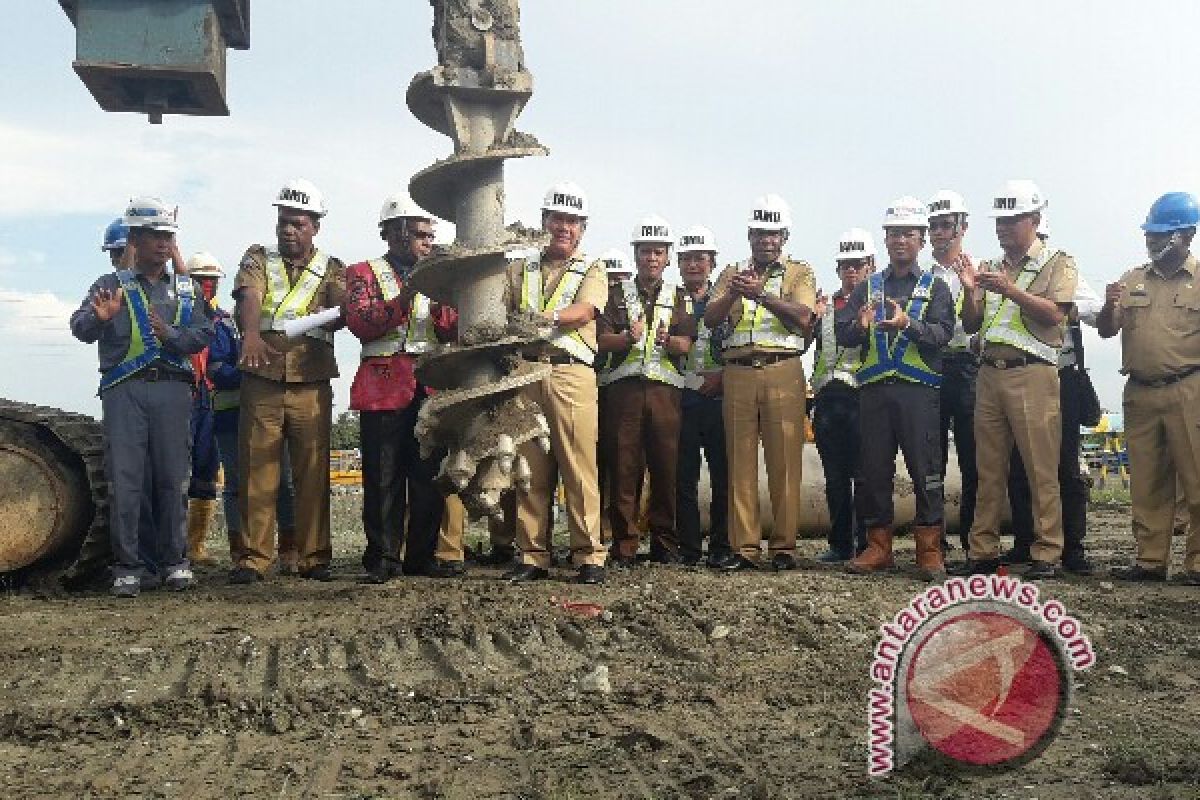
[553, 193, 584, 210]
[753, 210, 782, 224]
[840, 241, 865, 253]
[681, 235, 705, 247]
[929, 200, 952, 213]
[280, 188, 311, 205]
[994, 197, 1017, 211]
[642, 225, 668, 238]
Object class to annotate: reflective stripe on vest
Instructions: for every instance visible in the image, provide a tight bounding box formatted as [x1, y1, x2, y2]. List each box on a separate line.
[811, 309, 860, 393]
[260, 249, 332, 344]
[99, 270, 194, 392]
[360, 258, 436, 358]
[948, 285, 971, 350]
[519, 250, 596, 365]
[682, 295, 719, 375]
[724, 261, 804, 351]
[980, 247, 1061, 363]
[600, 282, 684, 388]
[857, 271, 941, 387]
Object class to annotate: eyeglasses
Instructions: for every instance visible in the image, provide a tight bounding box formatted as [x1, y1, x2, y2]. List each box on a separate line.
[928, 217, 960, 231]
[410, 231, 436, 241]
[749, 230, 785, 241]
[837, 260, 868, 271]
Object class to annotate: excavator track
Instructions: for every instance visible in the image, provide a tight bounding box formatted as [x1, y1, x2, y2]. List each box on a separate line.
[0, 398, 110, 588]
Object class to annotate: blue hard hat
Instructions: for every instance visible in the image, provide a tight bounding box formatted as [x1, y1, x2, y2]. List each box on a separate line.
[101, 218, 128, 251]
[1141, 192, 1200, 233]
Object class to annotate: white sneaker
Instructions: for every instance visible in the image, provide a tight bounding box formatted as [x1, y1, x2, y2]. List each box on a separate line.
[111, 575, 141, 598]
[164, 568, 194, 591]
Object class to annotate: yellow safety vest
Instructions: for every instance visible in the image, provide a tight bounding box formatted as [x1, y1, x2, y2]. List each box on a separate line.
[682, 292, 720, 390]
[600, 281, 684, 388]
[99, 270, 194, 392]
[518, 250, 595, 365]
[260, 249, 333, 344]
[811, 307, 861, 393]
[360, 258, 437, 358]
[723, 261, 805, 352]
[857, 271, 940, 387]
[980, 246, 1061, 363]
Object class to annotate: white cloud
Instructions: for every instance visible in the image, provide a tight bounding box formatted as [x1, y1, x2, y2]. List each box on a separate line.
[0, 286, 101, 414]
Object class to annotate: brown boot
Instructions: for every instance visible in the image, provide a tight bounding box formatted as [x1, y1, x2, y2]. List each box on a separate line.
[848, 527, 894, 574]
[186, 499, 219, 566]
[914, 525, 946, 580]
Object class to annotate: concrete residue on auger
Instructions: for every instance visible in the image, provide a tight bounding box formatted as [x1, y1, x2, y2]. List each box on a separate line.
[407, 1, 552, 520]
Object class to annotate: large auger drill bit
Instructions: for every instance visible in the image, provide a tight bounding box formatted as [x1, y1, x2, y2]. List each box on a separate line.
[406, 0, 552, 519]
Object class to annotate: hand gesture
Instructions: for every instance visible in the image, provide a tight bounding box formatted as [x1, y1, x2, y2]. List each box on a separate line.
[1104, 281, 1123, 307]
[977, 269, 1014, 298]
[732, 270, 765, 299]
[877, 299, 909, 332]
[858, 300, 876, 331]
[119, 241, 137, 270]
[813, 290, 828, 319]
[91, 286, 124, 322]
[654, 320, 669, 347]
[628, 318, 645, 343]
[171, 242, 187, 275]
[148, 309, 172, 340]
[239, 332, 281, 369]
[953, 253, 978, 292]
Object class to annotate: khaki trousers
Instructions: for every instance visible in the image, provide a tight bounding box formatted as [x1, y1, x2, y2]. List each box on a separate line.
[1124, 374, 1200, 573]
[723, 357, 806, 561]
[238, 374, 332, 574]
[516, 364, 604, 568]
[434, 494, 467, 562]
[604, 378, 682, 559]
[968, 363, 1063, 563]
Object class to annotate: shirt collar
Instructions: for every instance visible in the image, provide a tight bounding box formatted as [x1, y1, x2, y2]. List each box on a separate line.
[1148, 252, 1197, 279]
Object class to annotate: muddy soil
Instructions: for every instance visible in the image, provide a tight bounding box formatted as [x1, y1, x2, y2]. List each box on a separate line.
[0, 504, 1196, 799]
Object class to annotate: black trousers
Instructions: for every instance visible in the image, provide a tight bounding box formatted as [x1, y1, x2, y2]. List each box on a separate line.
[676, 395, 730, 560]
[813, 384, 866, 556]
[940, 356, 979, 548]
[1009, 367, 1088, 558]
[859, 382, 944, 528]
[359, 394, 445, 573]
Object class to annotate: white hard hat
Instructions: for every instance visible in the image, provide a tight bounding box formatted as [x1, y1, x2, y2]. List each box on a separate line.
[927, 189, 969, 218]
[677, 225, 718, 254]
[378, 192, 432, 227]
[185, 251, 224, 278]
[835, 228, 877, 261]
[987, 179, 1047, 218]
[747, 194, 792, 231]
[630, 215, 673, 246]
[598, 248, 630, 275]
[882, 196, 929, 229]
[273, 178, 327, 217]
[541, 181, 589, 218]
[123, 196, 178, 232]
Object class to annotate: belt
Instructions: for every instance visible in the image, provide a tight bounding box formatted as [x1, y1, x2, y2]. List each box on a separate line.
[981, 355, 1053, 370]
[131, 366, 193, 383]
[726, 352, 800, 368]
[535, 354, 586, 366]
[1130, 366, 1200, 388]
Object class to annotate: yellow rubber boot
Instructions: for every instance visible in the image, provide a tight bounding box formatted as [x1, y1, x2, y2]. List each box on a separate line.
[186, 498, 220, 566]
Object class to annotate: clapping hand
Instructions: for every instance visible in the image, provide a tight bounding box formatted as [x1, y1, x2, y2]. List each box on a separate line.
[91, 286, 124, 322]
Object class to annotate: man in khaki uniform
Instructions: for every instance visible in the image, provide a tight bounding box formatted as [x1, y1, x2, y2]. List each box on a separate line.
[1099, 191, 1200, 584]
[704, 194, 816, 570]
[956, 180, 1078, 580]
[503, 181, 608, 584]
[597, 216, 696, 565]
[232, 178, 347, 583]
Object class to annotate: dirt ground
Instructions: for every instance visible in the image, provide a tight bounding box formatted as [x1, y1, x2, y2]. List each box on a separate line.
[0, 500, 1196, 800]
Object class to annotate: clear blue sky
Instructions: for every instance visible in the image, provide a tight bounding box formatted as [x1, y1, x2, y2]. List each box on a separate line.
[3, 1, 1197, 415]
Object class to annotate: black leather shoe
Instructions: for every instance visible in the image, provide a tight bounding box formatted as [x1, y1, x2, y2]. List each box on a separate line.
[360, 564, 391, 584]
[575, 564, 605, 585]
[719, 555, 759, 572]
[680, 553, 706, 567]
[475, 547, 517, 566]
[706, 552, 738, 569]
[1000, 547, 1033, 565]
[300, 566, 333, 582]
[1061, 554, 1094, 576]
[609, 554, 639, 569]
[228, 567, 262, 585]
[649, 551, 684, 565]
[815, 549, 852, 564]
[1024, 561, 1060, 580]
[427, 559, 467, 579]
[771, 553, 797, 571]
[504, 564, 549, 582]
[1174, 571, 1200, 586]
[949, 558, 1003, 576]
[1111, 564, 1167, 582]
